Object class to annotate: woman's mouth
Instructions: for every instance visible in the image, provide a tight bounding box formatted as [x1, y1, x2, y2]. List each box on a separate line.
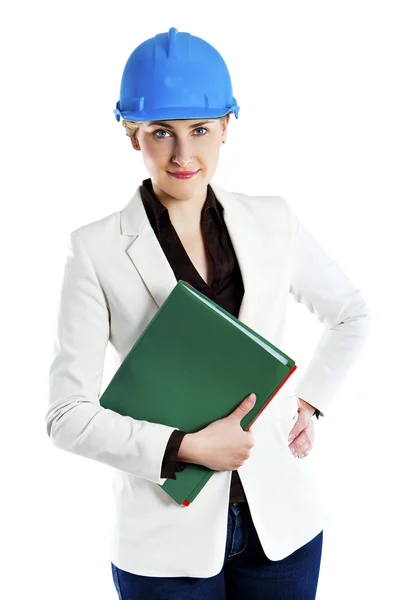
[167, 169, 200, 180]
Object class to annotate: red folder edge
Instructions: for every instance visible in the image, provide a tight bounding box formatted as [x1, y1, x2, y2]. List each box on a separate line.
[246, 363, 297, 431]
[181, 364, 298, 506]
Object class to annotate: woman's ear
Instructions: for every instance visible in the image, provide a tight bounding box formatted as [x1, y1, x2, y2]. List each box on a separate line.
[221, 113, 230, 142]
[131, 137, 140, 151]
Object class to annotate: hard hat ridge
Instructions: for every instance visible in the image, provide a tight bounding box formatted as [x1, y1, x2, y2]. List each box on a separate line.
[166, 26, 178, 58]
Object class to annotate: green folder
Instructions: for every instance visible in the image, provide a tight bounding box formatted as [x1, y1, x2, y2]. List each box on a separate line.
[99, 280, 297, 506]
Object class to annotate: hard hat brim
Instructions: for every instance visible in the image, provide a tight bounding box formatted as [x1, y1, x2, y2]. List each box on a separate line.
[114, 104, 239, 122]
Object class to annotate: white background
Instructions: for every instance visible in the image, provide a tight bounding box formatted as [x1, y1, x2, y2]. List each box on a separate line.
[2, 1, 398, 598]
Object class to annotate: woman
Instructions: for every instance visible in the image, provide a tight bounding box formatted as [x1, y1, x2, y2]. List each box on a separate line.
[46, 27, 372, 599]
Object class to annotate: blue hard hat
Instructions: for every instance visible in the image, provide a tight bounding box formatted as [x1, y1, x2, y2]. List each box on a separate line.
[114, 27, 240, 122]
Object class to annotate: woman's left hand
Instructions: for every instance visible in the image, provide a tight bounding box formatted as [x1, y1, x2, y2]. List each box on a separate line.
[287, 399, 315, 459]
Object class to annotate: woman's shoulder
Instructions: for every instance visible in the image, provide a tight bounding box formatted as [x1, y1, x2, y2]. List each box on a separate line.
[234, 189, 287, 209]
[219, 184, 298, 234]
[212, 181, 291, 213]
[68, 209, 122, 261]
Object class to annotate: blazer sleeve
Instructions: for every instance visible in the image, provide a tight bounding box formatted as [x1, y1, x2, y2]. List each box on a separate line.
[45, 230, 180, 485]
[285, 202, 373, 417]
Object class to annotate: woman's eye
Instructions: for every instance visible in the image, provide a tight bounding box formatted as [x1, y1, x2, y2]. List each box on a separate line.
[153, 127, 208, 139]
[153, 129, 170, 139]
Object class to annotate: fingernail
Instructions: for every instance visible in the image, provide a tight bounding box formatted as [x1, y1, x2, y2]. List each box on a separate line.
[288, 434, 294, 441]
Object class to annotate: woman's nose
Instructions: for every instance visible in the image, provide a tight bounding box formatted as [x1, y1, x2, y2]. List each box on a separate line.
[171, 140, 194, 168]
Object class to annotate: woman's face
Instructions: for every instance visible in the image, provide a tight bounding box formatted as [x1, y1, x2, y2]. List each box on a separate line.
[132, 115, 230, 200]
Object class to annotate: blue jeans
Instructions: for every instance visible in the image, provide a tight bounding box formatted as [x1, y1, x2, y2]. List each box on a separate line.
[111, 502, 323, 599]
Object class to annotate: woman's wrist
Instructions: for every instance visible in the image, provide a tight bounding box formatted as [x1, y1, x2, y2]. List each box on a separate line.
[297, 397, 316, 416]
[176, 433, 198, 462]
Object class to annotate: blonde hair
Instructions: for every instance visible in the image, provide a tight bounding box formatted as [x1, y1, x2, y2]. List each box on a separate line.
[121, 115, 229, 141]
[121, 119, 141, 140]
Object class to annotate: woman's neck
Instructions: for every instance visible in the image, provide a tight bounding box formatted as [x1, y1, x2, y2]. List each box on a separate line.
[152, 180, 207, 234]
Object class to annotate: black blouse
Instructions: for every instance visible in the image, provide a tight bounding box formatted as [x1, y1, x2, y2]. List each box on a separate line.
[140, 177, 247, 503]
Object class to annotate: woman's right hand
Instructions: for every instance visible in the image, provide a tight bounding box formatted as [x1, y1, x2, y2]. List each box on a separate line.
[180, 393, 256, 472]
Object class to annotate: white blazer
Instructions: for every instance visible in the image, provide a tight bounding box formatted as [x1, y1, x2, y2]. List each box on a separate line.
[45, 182, 372, 578]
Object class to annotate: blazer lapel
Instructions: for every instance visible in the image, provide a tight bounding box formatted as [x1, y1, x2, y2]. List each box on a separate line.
[120, 182, 264, 327]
